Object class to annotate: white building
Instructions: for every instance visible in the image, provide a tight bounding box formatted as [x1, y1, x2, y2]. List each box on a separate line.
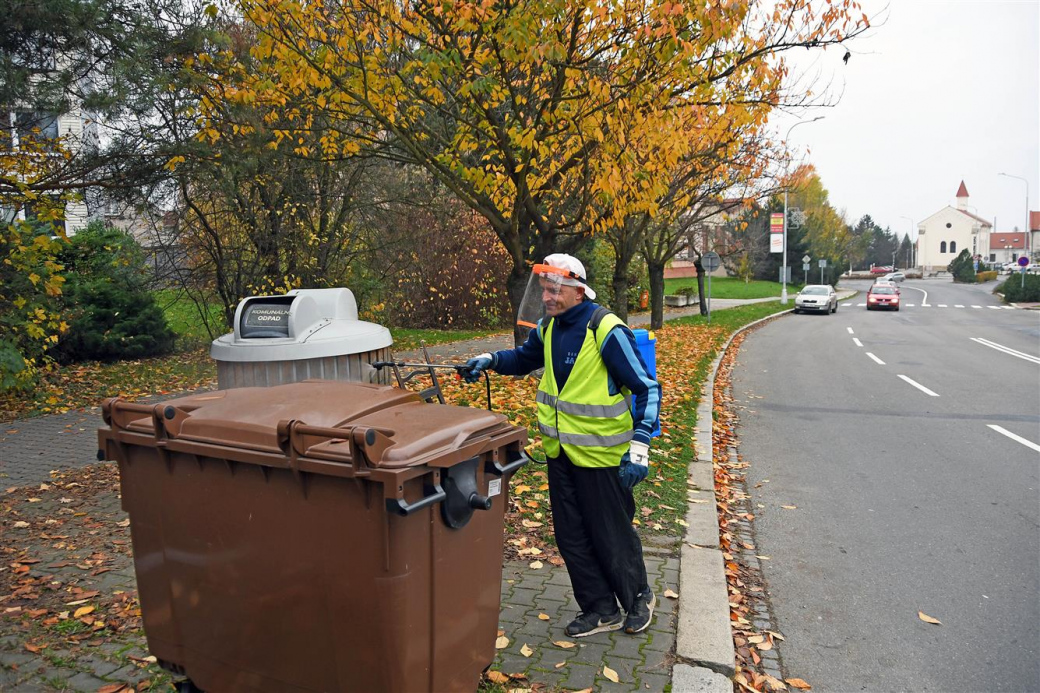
[4, 63, 96, 235]
[916, 181, 992, 271]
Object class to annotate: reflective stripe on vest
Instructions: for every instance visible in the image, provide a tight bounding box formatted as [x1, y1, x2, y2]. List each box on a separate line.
[536, 310, 633, 468]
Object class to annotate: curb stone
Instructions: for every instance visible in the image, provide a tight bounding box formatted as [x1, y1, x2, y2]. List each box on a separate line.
[672, 663, 733, 692]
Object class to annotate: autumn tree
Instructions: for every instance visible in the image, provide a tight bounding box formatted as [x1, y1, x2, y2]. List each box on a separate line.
[208, 0, 868, 337]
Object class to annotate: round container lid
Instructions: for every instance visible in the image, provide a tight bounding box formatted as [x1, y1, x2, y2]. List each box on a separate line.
[211, 319, 392, 362]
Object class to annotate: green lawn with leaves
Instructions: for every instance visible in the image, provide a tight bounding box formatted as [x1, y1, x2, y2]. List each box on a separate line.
[664, 276, 804, 299]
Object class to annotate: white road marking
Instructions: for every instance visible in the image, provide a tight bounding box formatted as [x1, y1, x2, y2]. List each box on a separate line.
[1003, 306, 1015, 310]
[972, 305, 982, 309]
[938, 304, 948, 308]
[987, 425, 1040, 454]
[970, 337, 1040, 364]
[988, 306, 1001, 310]
[903, 285, 929, 307]
[853, 338, 864, 347]
[847, 327, 854, 334]
[955, 304, 964, 308]
[857, 303, 866, 307]
[898, 375, 940, 397]
[866, 352, 886, 365]
[907, 303, 916, 307]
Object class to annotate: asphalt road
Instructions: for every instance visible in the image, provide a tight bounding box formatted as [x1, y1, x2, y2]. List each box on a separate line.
[730, 278, 1040, 693]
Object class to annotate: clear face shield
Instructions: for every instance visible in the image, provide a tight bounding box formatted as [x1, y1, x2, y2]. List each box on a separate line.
[515, 264, 584, 340]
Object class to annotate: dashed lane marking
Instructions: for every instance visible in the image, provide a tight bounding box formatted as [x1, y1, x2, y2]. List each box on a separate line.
[897, 374, 940, 397]
[987, 425, 1040, 454]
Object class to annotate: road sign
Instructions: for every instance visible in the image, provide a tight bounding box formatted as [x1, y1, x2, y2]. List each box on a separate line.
[1018, 256, 1030, 268]
[702, 251, 721, 271]
[770, 234, 783, 253]
[770, 213, 784, 233]
[802, 255, 811, 264]
[802, 263, 811, 271]
[818, 259, 827, 268]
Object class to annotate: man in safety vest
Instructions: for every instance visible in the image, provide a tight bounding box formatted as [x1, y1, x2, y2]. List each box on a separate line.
[463, 254, 662, 637]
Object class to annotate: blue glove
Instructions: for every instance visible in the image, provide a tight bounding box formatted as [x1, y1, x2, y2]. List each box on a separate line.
[618, 441, 650, 489]
[462, 352, 497, 383]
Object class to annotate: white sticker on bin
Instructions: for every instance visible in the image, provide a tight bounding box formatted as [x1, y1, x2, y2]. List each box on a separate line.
[488, 478, 502, 497]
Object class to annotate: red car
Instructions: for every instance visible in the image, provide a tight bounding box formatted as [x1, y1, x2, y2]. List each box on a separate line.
[867, 284, 900, 311]
[870, 265, 894, 274]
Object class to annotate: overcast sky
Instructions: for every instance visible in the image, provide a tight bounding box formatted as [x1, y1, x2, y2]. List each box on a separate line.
[770, 0, 1039, 241]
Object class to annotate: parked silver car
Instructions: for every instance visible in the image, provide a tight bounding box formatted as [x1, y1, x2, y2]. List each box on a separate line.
[794, 285, 838, 314]
[882, 272, 905, 283]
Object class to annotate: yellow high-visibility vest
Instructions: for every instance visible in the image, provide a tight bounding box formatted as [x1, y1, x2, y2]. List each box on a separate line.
[536, 313, 633, 468]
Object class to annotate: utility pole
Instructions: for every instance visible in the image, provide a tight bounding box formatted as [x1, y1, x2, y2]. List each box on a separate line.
[780, 117, 824, 305]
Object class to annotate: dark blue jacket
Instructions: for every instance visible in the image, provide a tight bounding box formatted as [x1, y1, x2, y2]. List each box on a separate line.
[492, 301, 661, 446]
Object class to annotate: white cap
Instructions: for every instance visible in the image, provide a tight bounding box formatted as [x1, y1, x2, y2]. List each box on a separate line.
[543, 253, 597, 300]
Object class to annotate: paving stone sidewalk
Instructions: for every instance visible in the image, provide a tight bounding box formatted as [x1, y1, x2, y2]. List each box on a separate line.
[0, 298, 787, 691]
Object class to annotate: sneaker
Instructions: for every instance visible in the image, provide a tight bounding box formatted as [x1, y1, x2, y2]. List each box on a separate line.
[624, 589, 656, 634]
[564, 610, 623, 638]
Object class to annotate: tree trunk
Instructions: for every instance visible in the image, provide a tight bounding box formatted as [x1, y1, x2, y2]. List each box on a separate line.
[507, 264, 529, 346]
[647, 260, 666, 330]
[612, 248, 635, 322]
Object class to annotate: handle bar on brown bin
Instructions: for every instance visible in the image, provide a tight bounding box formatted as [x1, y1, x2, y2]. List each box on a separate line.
[372, 360, 493, 411]
[485, 445, 530, 476]
[385, 481, 448, 517]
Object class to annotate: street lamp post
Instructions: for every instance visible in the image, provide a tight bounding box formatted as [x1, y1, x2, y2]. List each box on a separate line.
[998, 172, 1030, 260]
[899, 216, 914, 268]
[781, 116, 824, 305]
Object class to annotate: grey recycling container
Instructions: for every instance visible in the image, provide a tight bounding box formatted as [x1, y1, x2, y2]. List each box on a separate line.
[210, 288, 392, 388]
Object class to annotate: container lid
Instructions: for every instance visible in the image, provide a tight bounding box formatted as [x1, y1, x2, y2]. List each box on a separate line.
[210, 288, 392, 362]
[118, 381, 511, 468]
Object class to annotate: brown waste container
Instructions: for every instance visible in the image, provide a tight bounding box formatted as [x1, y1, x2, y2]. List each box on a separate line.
[97, 380, 528, 693]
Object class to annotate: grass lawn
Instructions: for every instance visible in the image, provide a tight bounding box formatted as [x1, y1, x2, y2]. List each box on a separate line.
[664, 276, 804, 299]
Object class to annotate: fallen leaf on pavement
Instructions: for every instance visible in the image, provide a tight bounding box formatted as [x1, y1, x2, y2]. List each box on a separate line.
[761, 673, 786, 690]
[73, 605, 95, 618]
[555, 662, 566, 669]
[918, 611, 942, 625]
[97, 685, 129, 693]
[786, 678, 812, 690]
[529, 561, 543, 569]
[486, 671, 509, 684]
[520, 644, 533, 657]
[495, 636, 510, 649]
[537, 613, 550, 621]
[553, 640, 576, 649]
[603, 665, 620, 683]
[663, 589, 679, 599]
[781, 505, 797, 510]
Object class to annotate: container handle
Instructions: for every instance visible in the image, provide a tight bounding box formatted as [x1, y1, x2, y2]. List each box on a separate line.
[485, 446, 529, 476]
[385, 482, 446, 516]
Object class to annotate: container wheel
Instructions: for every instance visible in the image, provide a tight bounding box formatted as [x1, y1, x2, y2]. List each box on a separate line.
[176, 679, 205, 693]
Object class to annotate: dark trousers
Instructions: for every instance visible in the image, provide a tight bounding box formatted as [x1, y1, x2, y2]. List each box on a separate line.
[548, 451, 649, 615]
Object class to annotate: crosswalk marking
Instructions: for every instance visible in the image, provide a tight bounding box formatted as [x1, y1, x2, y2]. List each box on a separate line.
[851, 303, 1014, 310]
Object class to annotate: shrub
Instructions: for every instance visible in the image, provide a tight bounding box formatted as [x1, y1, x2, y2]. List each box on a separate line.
[947, 249, 976, 283]
[0, 218, 66, 390]
[377, 203, 512, 329]
[976, 270, 998, 283]
[675, 286, 698, 298]
[53, 222, 175, 363]
[999, 272, 1040, 303]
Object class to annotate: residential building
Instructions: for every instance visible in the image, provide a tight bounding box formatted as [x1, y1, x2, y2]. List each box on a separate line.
[666, 199, 744, 279]
[989, 232, 1027, 265]
[916, 181, 992, 272]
